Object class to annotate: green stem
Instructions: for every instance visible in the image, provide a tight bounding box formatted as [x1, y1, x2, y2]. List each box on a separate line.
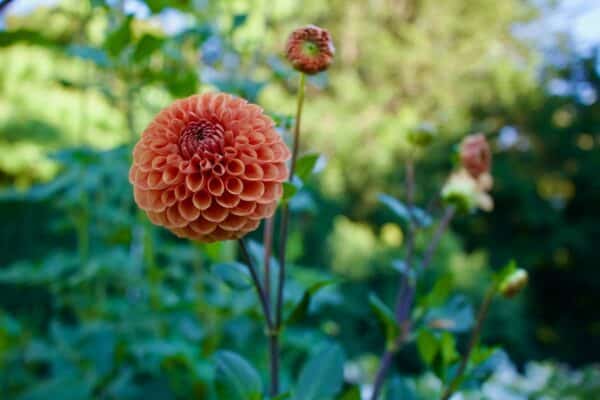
[271, 72, 306, 396]
[440, 286, 497, 400]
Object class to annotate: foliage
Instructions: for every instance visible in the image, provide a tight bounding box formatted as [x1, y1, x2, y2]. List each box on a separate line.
[0, 0, 598, 399]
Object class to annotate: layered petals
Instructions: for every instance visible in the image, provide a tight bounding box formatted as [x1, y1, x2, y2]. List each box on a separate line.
[130, 92, 290, 242]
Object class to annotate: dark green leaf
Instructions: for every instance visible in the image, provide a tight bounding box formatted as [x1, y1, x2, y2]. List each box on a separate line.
[339, 386, 361, 400]
[212, 262, 252, 290]
[369, 293, 399, 344]
[104, 16, 133, 57]
[425, 295, 474, 333]
[385, 376, 416, 400]
[133, 34, 164, 62]
[293, 344, 345, 400]
[232, 14, 248, 30]
[286, 280, 338, 324]
[215, 350, 263, 400]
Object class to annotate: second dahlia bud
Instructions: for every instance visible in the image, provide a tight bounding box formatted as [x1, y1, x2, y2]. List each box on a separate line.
[285, 25, 335, 75]
[460, 133, 491, 178]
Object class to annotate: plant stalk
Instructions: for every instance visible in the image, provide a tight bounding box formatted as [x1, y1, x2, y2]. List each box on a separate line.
[238, 239, 272, 329]
[440, 286, 496, 400]
[269, 72, 306, 395]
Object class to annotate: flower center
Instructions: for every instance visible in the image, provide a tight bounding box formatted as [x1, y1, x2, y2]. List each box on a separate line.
[301, 40, 320, 57]
[179, 120, 225, 160]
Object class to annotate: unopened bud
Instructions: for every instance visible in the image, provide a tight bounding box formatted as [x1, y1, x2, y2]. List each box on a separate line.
[500, 269, 528, 298]
[407, 123, 436, 147]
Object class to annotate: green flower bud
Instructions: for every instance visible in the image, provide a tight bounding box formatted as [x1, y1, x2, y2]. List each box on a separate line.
[407, 123, 436, 147]
[499, 269, 528, 298]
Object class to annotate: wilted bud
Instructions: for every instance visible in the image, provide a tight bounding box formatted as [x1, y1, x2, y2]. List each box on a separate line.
[460, 133, 491, 178]
[285, 25, 335, 75]
[500, 269, 528, 298]
[407, 123, 436, 147]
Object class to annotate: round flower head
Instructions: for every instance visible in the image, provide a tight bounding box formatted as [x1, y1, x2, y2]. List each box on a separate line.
[460, 133, 491, 178]
[285, 25, 334, 74]
[129, 93, 291, 242]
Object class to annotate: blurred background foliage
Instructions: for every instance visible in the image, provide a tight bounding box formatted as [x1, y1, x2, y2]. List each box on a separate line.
[0, 0, 599, 398]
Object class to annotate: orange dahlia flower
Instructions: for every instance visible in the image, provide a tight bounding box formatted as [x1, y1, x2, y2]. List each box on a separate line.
[460, 133, 491, 178]
[129, 93, 290, 242]
[285, 25, 334, 75]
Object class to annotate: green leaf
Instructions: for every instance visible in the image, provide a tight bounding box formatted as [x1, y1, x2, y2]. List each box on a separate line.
[286, 280, 338, 324]
[295, 153, 320, 182]
[369, 293, 399, 346]
[385, 376, 416, 400]
[270, 393, 291, 400]
[379, 194, 410, 221]
[439, 332, 459, 366]
[232, 14, 249, 30]
[133, 34, 164, 62]
[339, 386, 361, 400]
[416, 330, 438, 365]
[425, 295, 474, 333]
[66, 45, 110, 67]
[17, 376, 92, 400]
[104, 16, 133, 57]
[493, 259, 518, 287]
[282, 182, 299, 203]
[215, 350, 263, 400]
[293, 344, 345, 400]
[212, 262, 252, 290]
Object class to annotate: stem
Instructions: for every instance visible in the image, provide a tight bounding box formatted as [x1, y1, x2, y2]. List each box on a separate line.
[268, 332, 280, 396]
[371, 159, 416, 400]
[275, 72, 306, 327]
[440, 287, 496, 400]
[269, 73, 306, 395]
[238, 239, 272, 329]
[394, 158, 416, 320]
[422, 205, 456, 270]
[263, 216, 274, 313]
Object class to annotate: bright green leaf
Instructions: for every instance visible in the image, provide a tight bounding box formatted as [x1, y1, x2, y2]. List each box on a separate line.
[295, 153, 320, 182]
[416, 330, 438, 365]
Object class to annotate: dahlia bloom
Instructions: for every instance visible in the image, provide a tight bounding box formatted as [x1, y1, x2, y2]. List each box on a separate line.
[129, 93, 290, 242]
[285, 25, 335, 75]
[459, 133, 491, 178]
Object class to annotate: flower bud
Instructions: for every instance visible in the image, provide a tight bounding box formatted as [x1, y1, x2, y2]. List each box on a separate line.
[407, 123, 436, 147]
[285, 25, 334, 75]
[500, 269, 528, 298]
[460, 133, 491, 178]
[441, 169, 494, 213]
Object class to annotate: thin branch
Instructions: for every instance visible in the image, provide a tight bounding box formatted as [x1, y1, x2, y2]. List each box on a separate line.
[440, 287, 496, 400]
[422, 205, 456, 270]
[263, 216, 274, 315]
[238, 239, 272, 328]
[275, 72, 306, 328]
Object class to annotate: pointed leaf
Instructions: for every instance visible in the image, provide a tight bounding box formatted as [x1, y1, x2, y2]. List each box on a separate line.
[212, 262, 252, 290]
[215, 351, 263, 400]
[369, 293, 399, 344]
[293, 344, 345, 400]
[295, 153, 320, 182]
